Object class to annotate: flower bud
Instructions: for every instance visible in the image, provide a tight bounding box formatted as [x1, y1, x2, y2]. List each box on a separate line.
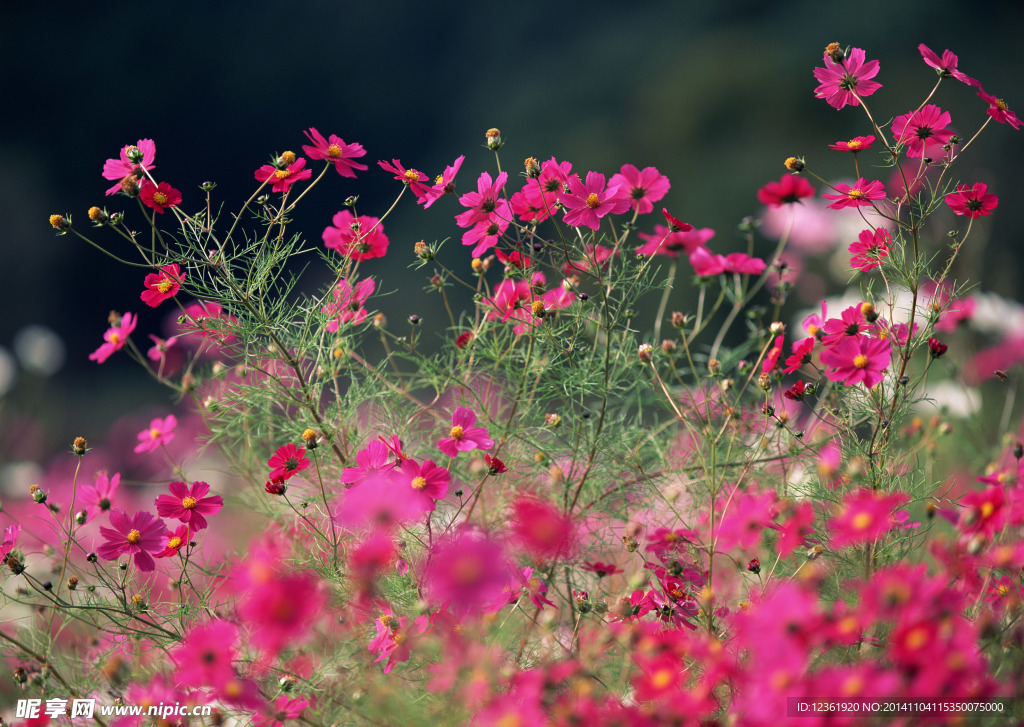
[531, 300, 546, 318]
[67, 576, 78, 591]
[75, 510, 88, 526]
[758, 372, 772, 392]
[524, 157, 541, 178]
[414, 240, 432, 260]
[824, 42, 844, 62]
[860, 302, 878, 323]
[707, 359, 721, 376]
[769, 321, 785, 336]
[747, 558, 760, 575]
[485, 128, 503, 150]
[73, 437, 87, 455]
[638, 343, 653, 363]
[720, 378, 734, 392]
[49, 214, 71, 231]
[88, 206, 108, 224]
[660, 339, 677, 354]
[670, 311, 686, 329]
[471, 258, 483, 273]
[301, 429, 318, 450]
[455, 331, 474, 349]
[408, 314, 421, 325]
[928, 337, 948, 358]
[125, 145, 144, 164]
[373, 313, 387, 329]
[278, 150, 297, 167]
[784, 157, 805, 173]
[265, 478, 287, 496]
[545, 413, 562, 428]
[30, 484, 47, 504]
[807, 544, 824, 560]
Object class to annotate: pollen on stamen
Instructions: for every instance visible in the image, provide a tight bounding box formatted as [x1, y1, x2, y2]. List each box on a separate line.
[149, 428, 161, 440]
[275, 169, 291, 179]
[153, 192, 168, 206]
[449, 425, 464, 440]
[852, 512, 872, 530]
[181, 496, 197, 510]
[403, 170, 421, 182]
[327, 144, 342, 158]
[411, 476, 427, 490]
[847, 139, 862, 148]
[167, 537, 182, 549]
[156, 280, 174, 293]
[847, 189, 865, 199]
[126, 529, 142, 544]
[853, 354, 869, 369]
[585, 192, 601, 209]
[996, 99, 1008, 111]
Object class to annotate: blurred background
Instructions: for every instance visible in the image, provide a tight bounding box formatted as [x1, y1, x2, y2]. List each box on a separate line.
[2, 0, 1023, 480]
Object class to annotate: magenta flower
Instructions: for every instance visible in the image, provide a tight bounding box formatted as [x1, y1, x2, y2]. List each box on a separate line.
[254, 696, 310, 727]
[723, 252, 766, 275]
[437, 406, 494, 457]
[849, 227, 892, 271]
[235, 567, 326, 659]
[828, 135, 875, 152]
[140, 263, 185, 307]
[322, 210, 389, 261]
[688, 246, 727, 277]
[335, 472, 424, 529]
[822, 305, 872, 345]
[267, 444, 310, 481]
[892, 105, 954, 158]
[140, 180, 182, 214]
[636, 225, 713, 259]
[97, 509, 167, 572]
[322, 277, 375, 332]
[510, 157, 573, 223]
[829, 488, 910, 548]
[102, 139, 155, 196]
[171, 619, 259, 707]
[609, 164, 670, 215]
[918, 44, 978, 86]
[812, 47, 882, 110]
[154, 480, 223, 531]
[2, 523, 21, 559]
[302, 127, 368, 177]
[421, 154, 465, 209]
[89, 312, 136, 364]
[341, 439, 393, 486]
[945, 182, 999, 219]
[976, 87, 1022, 129]
[559, 171, 630, 230]
[783, 337, 816, 374]
[255, 157, 313, 193]
[822, 178, 886, 209]
[510, 497, 577, 560]
[378, 159, 433, 202]
[179, 301, 238, 346]
[757, 174, 815, 208]
[404, 459, 450, 511]
[134, 414, 177, 454]
[80, 471, 120, 522]
[820, 335, 892, 388]
[423, 529, 509, 615]
[455, 171, 509, 229]
[154, 525, 191, 558]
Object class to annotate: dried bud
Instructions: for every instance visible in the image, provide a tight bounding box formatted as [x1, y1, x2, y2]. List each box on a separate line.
[720, 378, 734, 392]
[301, 429, 318, 449]
[621, 534, 639, 552]
[926, 501, 938, 519]
[638, 343, 654, 363]
[660, 339, 677, 354]
[825, 42, 844, 62]
[121, 176, 140, 197]
[531, 300, 546, 318]
[278, 150, 297, 167]
[49, 214, 71, 231]
[73, 437, 87, 455]
[784, 157, 805, 173]
[130, 594, 147, 610]
[372, 313, 387, 329]
[67, 576, 78, 591]
[87, 206, 108, 224]
[524, 157, 541, 178]
[279, 675, 297, 692]
[545, 413, 562, 428]
[414, 240, 431, 260]
[485, 128, 503, 150]
[757, 372, 772, 392]
[707, 359, 721, 376]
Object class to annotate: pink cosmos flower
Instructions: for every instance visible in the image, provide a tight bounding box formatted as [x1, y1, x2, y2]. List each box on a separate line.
[341, 439, 393, 485]
[688, 246, 727, 277]
[723, 252, 766, 275]
[456, 171, 509, 228]
[437, 406, 494, 457]
[322, 210, 389, 260]
[559, 171, 630, 230]
[236, 567, 326, 659]
[254, 696, 310, 727]
[892, 105, 954, 158]
[171, 620, 260, 708]
[828, 135, 875, 152]
[97, 509, 167, 572]
[510, 497, 577, 560]
[102, 139, 155, 196]
[154, 480, 223, 531]
[147, 333, 177, 363]
[422, 529, 509, 615]
[945, 183, 999, 218]
[370, 606, 430, 673]
[821, 304, 873, 345]
[267, 444, 310, 481]
[302, 127, 368, 177]
[254, 157, 313, 193]
[89, 312, 137, 363]
[154, 525, 191, 558]
[134, 414, 177, 454]
[403, 459, 450, 511]
[757, 174, 816, 207]
[918, 44, 977, 86]
[421, 154, 465, 208]
[608, 164, 670, 215]
[461, 199, 512, 257]
[812, 47, 882, 110]
[483, 279, 535, 333]
[849, 227, 891, 271]
[783, 337, 816, 374]
[635, 225, 714, 258]
[322, 278, 375, 332]
[803, 301, 828, 338]
[829, 488, 910, 548]
[140, 263, 185, 307]
[80, 471, 120, 522]
[563, 243, 618, 275]
[762, 335, 785, 374]
[139, 180, 182, 214]
[335, 472, 424, 529]
[378, 159, 433, 202]
[775, 502, 816, 556]
[2, 523, 21, 559]
[820, 335, 892, 388]
[509, 157, 573, 223]
[975, 87, 1022, 129]
[822, 178, 886, 209]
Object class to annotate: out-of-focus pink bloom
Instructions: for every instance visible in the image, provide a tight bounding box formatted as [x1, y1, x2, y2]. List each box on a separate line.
[322, 278, 375, 331]
[255, 157, 312, 193]
[97, 509, 167, 572]
[341, 439, 393, 486]
[829, 488, 910, 547]
[812, 47, 882, 110]
[437, 406, 494, 458]
[723, 252, 766, 275]
[170, 620, 261, 708]
[154, 480, 223, 531]
[178, 301, 238, 346]
[322, 210, 389, 260]
[89, 312, 137, 364]
[945, 183, 999, 218]
[134, 414, 177, 454]
[820, 335, 892, 388]
[141, 264, 185, 307]
[609, 164, 670, 215]
[102, 139, 156, 196]
[422, 528, 509, 616]
[302, 127, 368, 177]
[510, 496, 577, 560]
[762, 335, 784, 374]
[775, 502, 815, 556]
[918, 44, 977, 86]
[2, 523, 21, 558]
[236, 567, 327, 659]
[559, 171, 630, 230]
[635, 225, 713, 258]
[140, 180, 182, 214]
[335, 472, 424, 530]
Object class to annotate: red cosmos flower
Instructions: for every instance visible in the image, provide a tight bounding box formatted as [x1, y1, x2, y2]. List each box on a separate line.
[828, 135, 875, 152]
[609, 164, 670, 215]
[154, 480, 224, 531]
[511, 496, 577, 560]
[268, 444, 310, 481]
[455, 331, 474, 349]
[484, 453, 507, 474]
[322, 210, 389, 260]
[822, 178, 886, 209]
[341, 440, 392, 486]
[829, 488, 910, 547]
[140, 180, 182, 214]
[154, 525, 191, 558]
[134, 414, 177, 454]
[892, 104, 954, 158]
[563, 243, 618, 275]
[97, 509, 167, 572]
[757, 174, 816, 207]
[762, 335, 785, 374]
[421, 154, 465, 209]
[80, 471, 120, 522]
[784, 380, 807, 401]
[301, 127, 368, 177]
[812, 47, 882, 110]
[723, 252, 766, 275]
[140, 263, 185, 307]
[102, 138, 155, 196]
[945, 183, 999, 218]
[89, 312, 137, 363]
[976, 87, 1022, 129]
[928, 337, 948, 358]
[689, 246, 727, 277]
[255, 157, 313, 193]
[849, 227, 892, 271]
[560, 171, 630, 230]
[820, 335, 892, 388]
[918, 44, 978, 86]
[254, 696, 310, 727]
[661, 207, 693, 232]
[378, 159, 433, 201]
[437, 406, 494, 457]
[581, 561, 623, 578]
[495, 249, 531, 270]
[783, 337, 816, 374]
[635, 224, 714, 258]
[322, 278, 375, 331]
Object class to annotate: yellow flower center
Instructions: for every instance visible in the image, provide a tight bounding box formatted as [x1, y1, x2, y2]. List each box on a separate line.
[980, 502, 994, 519]
[435, 174, 445, 185]
[392, 630, 407, 646]
[404, 170, 421, 182]
[149, 428, 161, 440]
[126, 529, 142, 544]
[852, 512, 872, 530]
[853, 354, 869, 369]
[905, 626, 929, 650]
[109, 333, 121, 344]
[167, 537, 182, 549]
[847, 139, 862, 148]
[156, 280, 175, 293]
[275, 169, 292, 179]
[411, 476, 427, 490]
[848, 189, 865, 199]
[807, 324, 820, 336]
[182, 497, 197, 510]
[585, 192, 600, 209]
[996, 99, 1008, 111]
[449, 425, 464, 440]
[327, 144, 342, 158]
[153, 192, 168, 206]
[650, 668, 674, 689]
[378, 614, 393, 628]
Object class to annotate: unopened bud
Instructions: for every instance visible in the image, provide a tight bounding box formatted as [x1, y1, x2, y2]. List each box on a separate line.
[708, 359, 721, 376]
[784, 157, 805, 173]
[660, 339, 676, 354]
[30, 484, 47, 504]
[88, 206, 108, 224]
[73, 437, 87, 455]
[278, 150, 297, 167]
[545, 413, 562, 428]
[414, 240, 431, 259]
[373, 313, 387, 329]
[824, 42, 844, 62]
[67, 576, 78, 591]
[769, 321, 785, 336]
[301, 429, 318, 449]
[485, 128, 503, 150]
[531, 300, 546, 318]
[758, 372, 772, 392]
[671, 311, 686, 329]
[49, 214, 71, 231]
[524, 157, 541, 178]
[75, 510, 88, 525]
